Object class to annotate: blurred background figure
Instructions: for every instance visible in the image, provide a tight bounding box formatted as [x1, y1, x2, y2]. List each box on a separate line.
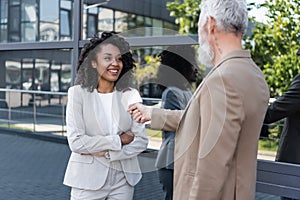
[263, 46, 300, 200]
[155, 45, 199, 200]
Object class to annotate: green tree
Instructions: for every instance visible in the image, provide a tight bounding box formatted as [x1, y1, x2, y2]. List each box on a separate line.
[135, 55, 160, 87]
[168, 0, 300, 97]
[167, 0, 200, 34]
[246, 0, 300, 97]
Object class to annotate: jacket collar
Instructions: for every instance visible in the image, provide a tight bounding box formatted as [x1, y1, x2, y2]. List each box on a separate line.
[214, 50, 251, 71]
[181, 50, 251, 117]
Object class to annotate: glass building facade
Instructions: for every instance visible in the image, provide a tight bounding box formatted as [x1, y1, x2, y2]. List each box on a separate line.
[0, 0, 178, 94]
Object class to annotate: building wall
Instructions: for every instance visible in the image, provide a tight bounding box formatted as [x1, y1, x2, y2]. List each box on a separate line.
[87, 0, 175, 23]
[0, 0, 179, 94]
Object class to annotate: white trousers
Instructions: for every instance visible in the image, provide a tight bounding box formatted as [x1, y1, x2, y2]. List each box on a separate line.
[71, 163, 134, 200]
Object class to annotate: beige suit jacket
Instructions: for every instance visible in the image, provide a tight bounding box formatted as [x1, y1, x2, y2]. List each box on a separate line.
[63, 85, 148, 190]
[151, 50, 269, 200]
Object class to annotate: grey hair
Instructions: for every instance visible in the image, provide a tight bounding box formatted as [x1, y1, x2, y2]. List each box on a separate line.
[200, 0, 248, 35]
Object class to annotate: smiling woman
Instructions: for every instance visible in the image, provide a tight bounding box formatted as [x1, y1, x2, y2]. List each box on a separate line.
[91, 43, 123, 91]
[63, 31, 148, 200]
[75, 32, 136, 92]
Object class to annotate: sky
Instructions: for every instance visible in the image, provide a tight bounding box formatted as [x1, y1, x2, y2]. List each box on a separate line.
[248, 0, 268, 23]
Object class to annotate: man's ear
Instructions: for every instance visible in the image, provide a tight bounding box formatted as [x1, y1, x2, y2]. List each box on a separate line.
[91, 60, 97, 68]
[207, 16, 216, 35]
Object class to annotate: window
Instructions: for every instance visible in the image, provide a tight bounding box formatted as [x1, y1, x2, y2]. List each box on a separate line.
[115, 11, 128, 33]
[1, 49, 72, 92]
[87, 14, 97, 38]
[98, 8, 113, 32]
[60, 9, 71, 38]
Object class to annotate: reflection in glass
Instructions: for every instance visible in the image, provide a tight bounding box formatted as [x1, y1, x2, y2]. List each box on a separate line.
[22, 23, 36, 42]
[40, 0, 59, 41]
[145, 17, 152, 36]
[87, 14, 97, 38]
[61, 0, 72, 9]
[98, 8, 113, 32]
[1, 49, 71, 92]
[60, 9, 71, 38]
[0, 0, 8, 24]
[40, 0, 59, 22]
[115, 11, 128, 33]
[6, 61, 21, 89]
[137, 16, 144, 28]
[0, 0, 73, 42]
[127, 14, 137, 35]
[153, 19, 163, 36]
[81, 3, 178, 39]
[8, 4, 20, 42]
[163, 21, 178, 35]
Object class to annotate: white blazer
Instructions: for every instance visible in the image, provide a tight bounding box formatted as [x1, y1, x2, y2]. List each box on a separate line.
[63, 85, 148, 190]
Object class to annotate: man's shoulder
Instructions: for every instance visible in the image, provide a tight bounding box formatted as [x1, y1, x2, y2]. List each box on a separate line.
[218, 55, 262, 79]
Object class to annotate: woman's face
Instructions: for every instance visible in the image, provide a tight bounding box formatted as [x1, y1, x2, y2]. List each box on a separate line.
[92, 43, 123, 83]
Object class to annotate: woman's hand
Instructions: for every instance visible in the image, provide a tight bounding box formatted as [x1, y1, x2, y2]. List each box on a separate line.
[81, 151, 106, 157]
[80, 131, 135, 157]
[119, 131, 134, 145]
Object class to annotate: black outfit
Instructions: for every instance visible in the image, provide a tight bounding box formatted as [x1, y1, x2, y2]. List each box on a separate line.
[264, 74, 300, 200]
[264, 74, 300, 164]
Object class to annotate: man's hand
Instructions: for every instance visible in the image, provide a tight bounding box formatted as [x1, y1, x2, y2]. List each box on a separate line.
[128, 103, 152, 123]
[119, 131, 134, 145]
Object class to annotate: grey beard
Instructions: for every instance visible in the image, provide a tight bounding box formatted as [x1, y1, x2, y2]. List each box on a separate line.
[198, 43, 214, 68]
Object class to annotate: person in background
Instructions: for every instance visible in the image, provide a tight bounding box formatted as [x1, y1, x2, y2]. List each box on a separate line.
[63, 31, 148, 200]
[128, 0, 270, 199]
[263, 46, 300, 200]
[155, 45, 198, 200]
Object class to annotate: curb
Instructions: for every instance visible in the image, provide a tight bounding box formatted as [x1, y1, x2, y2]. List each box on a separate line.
[0, 127, 158, 154]
[0, 127, 68, 144]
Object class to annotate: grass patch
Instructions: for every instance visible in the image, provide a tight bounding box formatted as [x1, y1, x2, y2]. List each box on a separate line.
[258, 123, 281, 152]
[146, 127, 279, 153]
[0, 124, 32, 131]
[146, 128, 162, 138]
[258, 138, 278, 152]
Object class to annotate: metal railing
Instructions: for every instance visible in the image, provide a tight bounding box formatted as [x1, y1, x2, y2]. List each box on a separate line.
[0, 88, 67, 135]
[0, 88, 161, 136]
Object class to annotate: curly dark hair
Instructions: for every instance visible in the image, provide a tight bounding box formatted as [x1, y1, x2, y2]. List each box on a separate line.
[157, 45, 198, 90]
[75, 31, 136, 92]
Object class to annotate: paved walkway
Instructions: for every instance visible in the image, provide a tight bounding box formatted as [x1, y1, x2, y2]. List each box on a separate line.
[0, 131, 280, 200]
[0, 131, 164, 200]
[0, 133, 70, 200]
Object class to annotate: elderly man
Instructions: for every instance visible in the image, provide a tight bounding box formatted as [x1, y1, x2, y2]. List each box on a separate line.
[129, 0, 269, 199]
